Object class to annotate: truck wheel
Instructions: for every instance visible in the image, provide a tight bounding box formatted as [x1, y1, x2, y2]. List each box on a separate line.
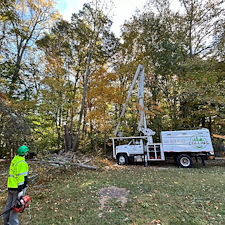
[177, 154, 193, 168]
[117, 154, 128, 165]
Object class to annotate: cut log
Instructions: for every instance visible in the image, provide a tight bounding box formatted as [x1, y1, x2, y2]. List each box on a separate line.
[43, 160, 98, 170]
[213, 134, 225, 139]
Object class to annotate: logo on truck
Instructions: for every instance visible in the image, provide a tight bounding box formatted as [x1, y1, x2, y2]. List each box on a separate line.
[190, 136, 207, 149]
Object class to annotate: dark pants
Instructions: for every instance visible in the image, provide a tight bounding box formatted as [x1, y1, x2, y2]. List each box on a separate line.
[3, 190, 19, 225]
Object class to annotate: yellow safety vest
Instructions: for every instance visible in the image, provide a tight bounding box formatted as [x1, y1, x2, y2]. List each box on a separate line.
[7, 155, 29, 189]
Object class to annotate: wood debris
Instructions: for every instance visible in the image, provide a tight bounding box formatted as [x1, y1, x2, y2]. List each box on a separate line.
[29, 151, 99, 170]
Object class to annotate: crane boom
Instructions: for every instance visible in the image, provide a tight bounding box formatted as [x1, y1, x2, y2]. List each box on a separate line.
[114, 65, 155, 143]
[114, 65, 143, 136]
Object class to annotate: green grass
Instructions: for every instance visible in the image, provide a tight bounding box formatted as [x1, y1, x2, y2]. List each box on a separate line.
[2, 160, 225, 225]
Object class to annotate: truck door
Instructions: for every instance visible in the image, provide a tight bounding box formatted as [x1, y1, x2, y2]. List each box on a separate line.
[130, 139, 144, 154]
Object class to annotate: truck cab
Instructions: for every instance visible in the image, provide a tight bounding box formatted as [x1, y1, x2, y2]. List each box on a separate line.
[116, 139, 144, 154]
[115, 138, 145, 165]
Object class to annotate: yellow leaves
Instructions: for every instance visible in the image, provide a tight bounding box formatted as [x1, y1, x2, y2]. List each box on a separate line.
[14, 0, 59, 30]
[27, 0, 55, 10]
[51, 10, 61, 21]
[33, 121, 41, 125]
[88, 67, 123, 107]
[0, 15, 8, 22]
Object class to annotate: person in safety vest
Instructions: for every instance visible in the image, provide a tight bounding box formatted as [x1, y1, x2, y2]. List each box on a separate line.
[3, 145, 29, 225]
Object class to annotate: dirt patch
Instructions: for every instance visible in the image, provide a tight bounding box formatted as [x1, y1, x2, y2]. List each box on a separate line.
[99, 186, 130, 209]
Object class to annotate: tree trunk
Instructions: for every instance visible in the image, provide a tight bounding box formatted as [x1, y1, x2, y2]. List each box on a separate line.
[71, 52, 93, 151]
[201, 116, 206, 128]
[104, 130, 107, 157]
[208, 116, 212, 134]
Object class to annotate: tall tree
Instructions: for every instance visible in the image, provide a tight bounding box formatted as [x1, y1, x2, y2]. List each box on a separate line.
[36, 19, 75, 151]
[86, 67, 122, 154]
[69, 2, 118, 151]
[35, 2, 119, 152]
[0, 0, 59, 98]
[179, 0, 225, 58]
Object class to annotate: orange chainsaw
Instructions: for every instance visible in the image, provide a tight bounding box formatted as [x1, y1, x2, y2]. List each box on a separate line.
[0, 195, 31, 217]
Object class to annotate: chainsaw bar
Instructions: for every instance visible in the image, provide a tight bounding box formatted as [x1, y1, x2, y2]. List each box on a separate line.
[0, 207, 13, 218]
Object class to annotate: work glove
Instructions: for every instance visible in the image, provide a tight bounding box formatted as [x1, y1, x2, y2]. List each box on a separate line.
[18, 191, 24, 200]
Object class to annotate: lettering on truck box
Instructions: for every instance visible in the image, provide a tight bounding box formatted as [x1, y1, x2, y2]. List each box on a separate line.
[161, 129, 213, 153]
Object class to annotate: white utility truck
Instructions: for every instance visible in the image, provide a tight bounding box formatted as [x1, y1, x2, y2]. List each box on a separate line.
[110, 65, 214, 168]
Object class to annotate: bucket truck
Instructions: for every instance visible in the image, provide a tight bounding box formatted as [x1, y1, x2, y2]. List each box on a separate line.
[110, 65, 214, 168]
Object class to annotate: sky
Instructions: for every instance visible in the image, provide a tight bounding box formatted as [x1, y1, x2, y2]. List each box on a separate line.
[56, 0, 181, 37]
[56, 0, 150, 37]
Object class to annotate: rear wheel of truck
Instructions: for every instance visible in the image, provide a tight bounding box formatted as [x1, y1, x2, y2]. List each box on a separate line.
[177, 154, 193, 168]
[117, 154, 128, 165]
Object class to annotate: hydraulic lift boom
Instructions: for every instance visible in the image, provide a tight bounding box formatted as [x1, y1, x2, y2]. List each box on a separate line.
[114, 65, 155, 143]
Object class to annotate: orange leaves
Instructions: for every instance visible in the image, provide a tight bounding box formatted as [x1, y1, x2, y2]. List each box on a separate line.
[85, 67, 123, 132]
[87, 68, 121, 108]
[0, 92, 7, 100]
[136, 102, 164, 117]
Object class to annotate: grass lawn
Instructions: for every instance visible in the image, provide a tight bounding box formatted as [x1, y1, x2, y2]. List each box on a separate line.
[1, 159, 225, 225]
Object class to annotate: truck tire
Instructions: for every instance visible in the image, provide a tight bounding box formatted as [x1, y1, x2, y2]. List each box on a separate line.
[117, 154, 128, 165]
[177, 154, 193, 168]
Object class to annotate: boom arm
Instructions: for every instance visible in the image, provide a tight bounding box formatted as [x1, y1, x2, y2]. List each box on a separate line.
[114, 65, 143, 136]
[137, 66, 155, 139]
[114, 65, 155, 143]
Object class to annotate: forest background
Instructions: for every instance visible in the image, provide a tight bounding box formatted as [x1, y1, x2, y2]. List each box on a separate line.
[0, 0, 225, 158]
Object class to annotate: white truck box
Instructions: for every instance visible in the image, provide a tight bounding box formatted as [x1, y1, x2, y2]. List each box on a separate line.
[161, 129, 214, 155]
